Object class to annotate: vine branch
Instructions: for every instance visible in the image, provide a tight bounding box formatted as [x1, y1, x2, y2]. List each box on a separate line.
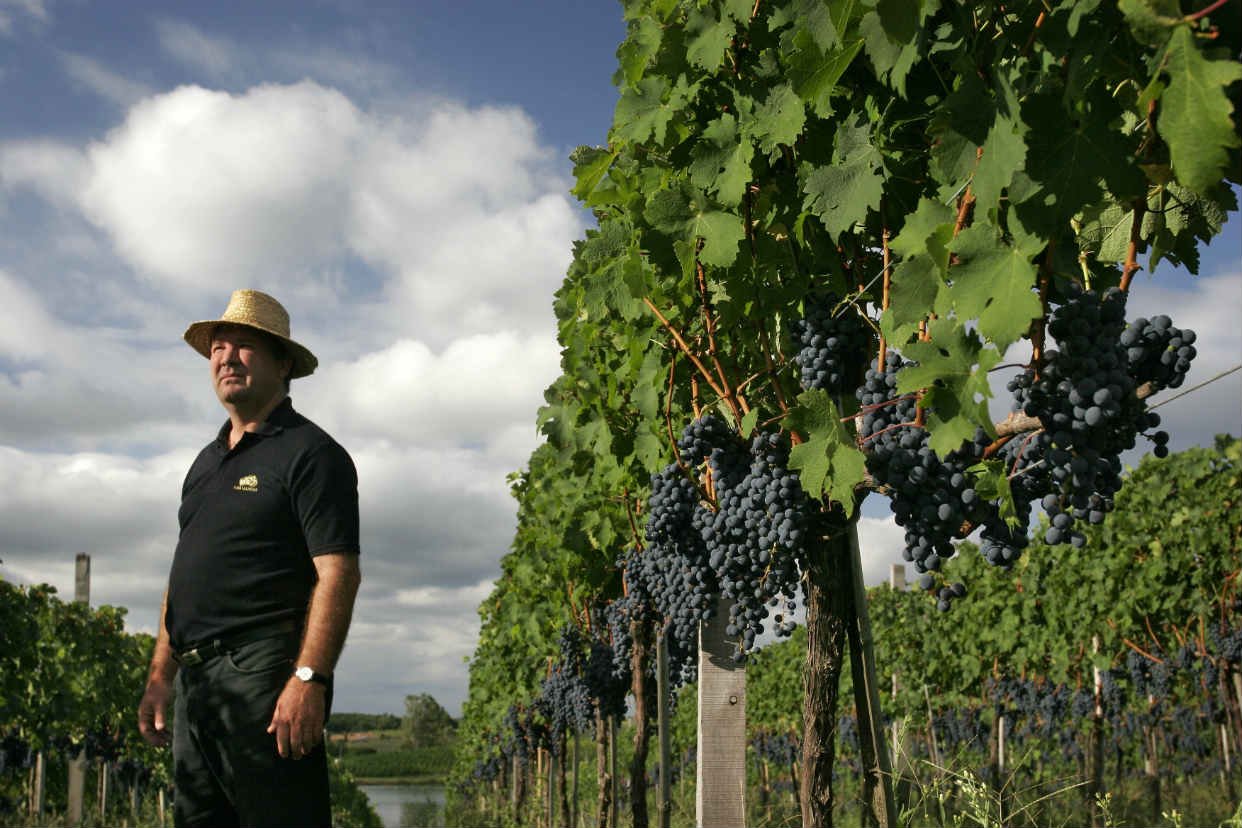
[644, 297, 733, 414]
[1120, 198, 1146, 293]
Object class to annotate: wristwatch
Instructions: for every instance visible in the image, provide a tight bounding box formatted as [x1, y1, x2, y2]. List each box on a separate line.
[294, 665, 330, 685]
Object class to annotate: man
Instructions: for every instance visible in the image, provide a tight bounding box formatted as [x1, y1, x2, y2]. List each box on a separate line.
[138, 289, 361, 828]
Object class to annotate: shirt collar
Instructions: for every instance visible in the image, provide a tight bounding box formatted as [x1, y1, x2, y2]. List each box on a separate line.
[213, 396, 294, 448]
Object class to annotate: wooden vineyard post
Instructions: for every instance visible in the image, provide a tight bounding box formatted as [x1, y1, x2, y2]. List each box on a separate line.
[99, 761, 109, 823]
[549, 747, 558, 828]
[1221, 722, 1234, 802]
[29, 752, 45, 821]
[594, 710, 610, 828]
[846, 523, 897, 828]
[609, 717, 618, 828]
[536, 748, 544, 828]
[1144, 694, 1161, 826]
[68, 553, 90, 826]
[889, 564, 912, 811]
[1089, 636, 1104, 828]
[158, 786, 167, 828]
[696, 597, 746, 827]
[923, 685, 941, 769]
[656, 625, 671, 828]
[572, 731, 580, 828]
[512, 754, 520, 816]
[558, 733, 570, 828]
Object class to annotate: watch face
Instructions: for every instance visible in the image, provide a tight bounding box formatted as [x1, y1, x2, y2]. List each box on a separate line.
[295, 666, 313, 681]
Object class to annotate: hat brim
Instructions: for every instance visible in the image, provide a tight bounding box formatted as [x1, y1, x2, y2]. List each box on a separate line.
[184, 320, 318, 379]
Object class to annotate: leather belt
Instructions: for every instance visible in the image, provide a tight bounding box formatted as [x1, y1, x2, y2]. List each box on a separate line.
[173, 618, 302, 668]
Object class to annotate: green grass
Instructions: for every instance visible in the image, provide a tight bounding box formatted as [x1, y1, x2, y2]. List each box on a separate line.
[331, 729, 454, 781]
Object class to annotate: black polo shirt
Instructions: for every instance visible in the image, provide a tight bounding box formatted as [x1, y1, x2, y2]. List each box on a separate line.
[166, 397, 359, 650]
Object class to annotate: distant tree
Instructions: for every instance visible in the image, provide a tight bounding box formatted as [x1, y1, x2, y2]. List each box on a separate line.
[327, 712, 402, 734]
[402, 693, 457, 747]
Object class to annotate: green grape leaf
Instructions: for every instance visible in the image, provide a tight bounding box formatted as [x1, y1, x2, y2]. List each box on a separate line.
[890, 197, 954, 271]
[613, 75, 696, 145]
[740, 406, 760, 438]
[787, 34, 865, 117]
[613, 76, 670, 144]
[686, 6, 735, 71]
[1118, 0, 1182, 47]
[689, 208, 746, 268]
[800, 116, 884, 237]
[786, 389, 866, 515]
[858, 0, 930, 96]
[967, 460, 1019, 527]
[616, 16, 664, 88]
[581, 217, 632, 265]
[644, 186, 693, 234]
[971, 111, 1028, 219]
[1159, 25, 1242, 196]
[794, 0, 842, 50]
[633, 429, 666, 473]
[750, 84, 807, 154]
[571, 146, 618, 202]
[883, 254, 941, 345]
[897, 318, 999, 454]
[947, 223, 1042, 352]
[633, 347, 665, 422]
[586, 250, 650, 322]
[927, 73, 992, 189]
[690, 113, 755, 205]
[1078, 201, 1134, 264]
[1019, 92, 1143, 231]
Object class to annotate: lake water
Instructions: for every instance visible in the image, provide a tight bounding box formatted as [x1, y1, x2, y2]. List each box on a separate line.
[359, 783, 446, 828]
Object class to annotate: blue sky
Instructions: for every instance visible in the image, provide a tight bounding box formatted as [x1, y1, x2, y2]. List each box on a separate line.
[0, 0, 1238, 717]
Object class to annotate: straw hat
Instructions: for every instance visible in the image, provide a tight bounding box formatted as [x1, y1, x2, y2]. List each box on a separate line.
[183, 289, 318, 378]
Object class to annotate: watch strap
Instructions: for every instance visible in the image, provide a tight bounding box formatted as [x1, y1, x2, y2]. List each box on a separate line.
[295, 665, 330, 685]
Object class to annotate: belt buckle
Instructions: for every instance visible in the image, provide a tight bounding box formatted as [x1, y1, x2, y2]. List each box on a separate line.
[180, 647, 204, 667]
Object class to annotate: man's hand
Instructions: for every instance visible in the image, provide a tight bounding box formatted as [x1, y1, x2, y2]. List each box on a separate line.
[267, 677, 326, 759]
[138, 679, 173, 747]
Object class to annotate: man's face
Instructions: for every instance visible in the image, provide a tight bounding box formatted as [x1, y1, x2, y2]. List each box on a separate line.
[209, 324, 291, 408]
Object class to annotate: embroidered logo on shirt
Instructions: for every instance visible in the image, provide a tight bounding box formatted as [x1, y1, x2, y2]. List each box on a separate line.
[234, 474, 259, 492]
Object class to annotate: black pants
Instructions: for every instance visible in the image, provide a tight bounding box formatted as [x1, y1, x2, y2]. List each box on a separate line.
[173, 632, 333, 828]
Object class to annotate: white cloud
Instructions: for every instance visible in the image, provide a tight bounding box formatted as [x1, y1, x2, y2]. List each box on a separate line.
[0, 140, 89, 209]
[154, 19, 234, 78]
[155, 19, 400, 97]
[0, 0, 48, 35]
[301, 331, 561, 449]
[80, 82, 363, 292]
[60, 52, 154, 108]
[0, 81, 582, 345]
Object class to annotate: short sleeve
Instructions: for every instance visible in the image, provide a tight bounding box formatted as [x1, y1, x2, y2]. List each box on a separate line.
[290, 439, 360, 557]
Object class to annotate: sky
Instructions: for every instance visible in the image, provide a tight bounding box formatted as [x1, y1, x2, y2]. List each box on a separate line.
[1, 0, 1239, 718]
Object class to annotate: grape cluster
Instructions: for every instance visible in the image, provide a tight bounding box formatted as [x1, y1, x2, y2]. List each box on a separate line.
[638, 463, 716, 685]
[0, 733, 32, 775]
[752, 730, 799, 766]
[792, 292, 871, 394]
[585, 635, 628, 722]
[1208, 622, 1242, 665]
[1122, 314, 1197, 392]
[633, 415, 816, 661]
[1126, 649, 1173, 702]
[603, 597, 636, 691]
[1007, 285, 1174, 548]
[537, 626, 594, 740]
[708, 429, 810, 654]
[858, 352, 996, 602]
